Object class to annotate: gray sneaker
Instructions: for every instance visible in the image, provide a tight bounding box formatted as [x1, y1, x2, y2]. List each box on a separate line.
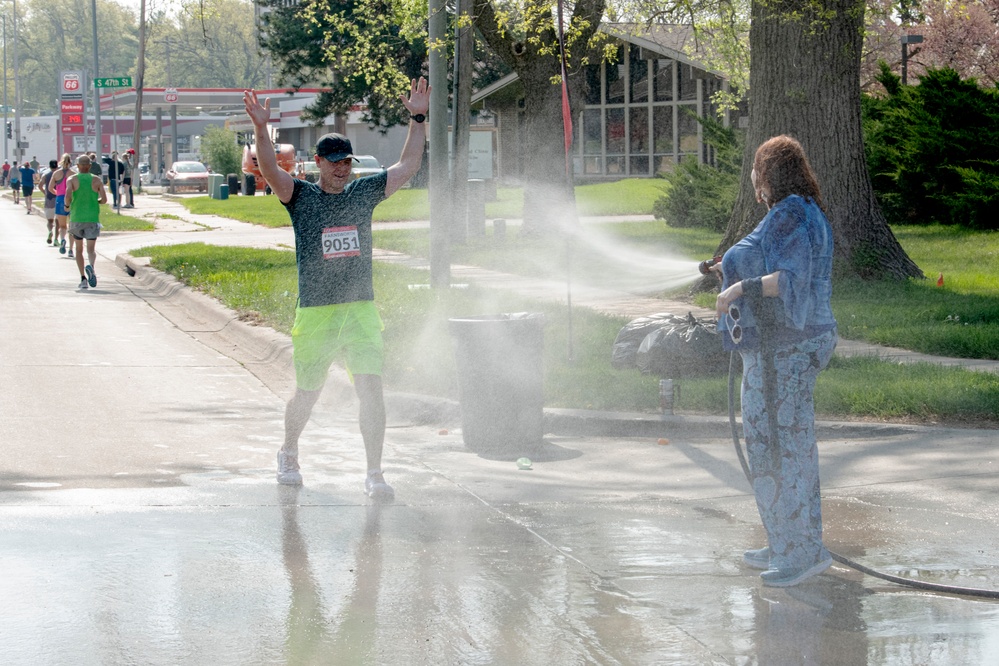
[276, 450, 302, 485]
[78, 277, 88, 290]
[761, 557, 833, 588]
[743, 547, 771, 570]
[364, 470, 395, 501]
[85, 265, 97, 288]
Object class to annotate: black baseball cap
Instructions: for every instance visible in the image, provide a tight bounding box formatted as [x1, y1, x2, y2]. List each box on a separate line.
[316, 133, 357, 163]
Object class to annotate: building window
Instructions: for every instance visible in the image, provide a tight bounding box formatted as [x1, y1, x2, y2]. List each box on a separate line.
[678, 63, 697, 101]
[575, 41, 717, 177]
[606, 46, 626, 104]
[584, 65, 601, 105]
[630, 156, 649, 175]
[583, 108, 602, 154]
[654, 59, 673, 102]
[653, 106, 674, 155]
[606, 108, 625, 155]
[606, 156, 625, 175]
[629, 107, 648, 154]
[629, 45, 649, 104]
[678, 105, 699, 155]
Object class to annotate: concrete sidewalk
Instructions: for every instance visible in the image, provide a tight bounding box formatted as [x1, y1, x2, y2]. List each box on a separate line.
[5, 193, 999, 665]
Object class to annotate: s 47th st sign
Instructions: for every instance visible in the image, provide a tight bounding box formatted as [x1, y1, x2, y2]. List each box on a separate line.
[94, 77, 133, 88]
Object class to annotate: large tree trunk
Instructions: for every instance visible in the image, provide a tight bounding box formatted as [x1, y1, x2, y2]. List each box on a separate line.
[722, 0, 923, 280]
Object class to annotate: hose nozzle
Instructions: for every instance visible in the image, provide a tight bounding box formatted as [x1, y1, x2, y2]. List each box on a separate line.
[698, 255, 723, 275]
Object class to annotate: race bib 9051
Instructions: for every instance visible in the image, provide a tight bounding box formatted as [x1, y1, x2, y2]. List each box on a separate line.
[322, 226, 361, 259]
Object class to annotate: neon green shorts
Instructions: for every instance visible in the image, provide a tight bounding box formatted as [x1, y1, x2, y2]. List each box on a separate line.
[291, 300, 384, 391]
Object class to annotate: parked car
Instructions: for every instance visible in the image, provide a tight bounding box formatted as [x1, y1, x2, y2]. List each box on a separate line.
[138, 162, 150, 185]
[352, 154, 384, 180]
[166, 161, 210, 193]
[296, 160, 320, 183]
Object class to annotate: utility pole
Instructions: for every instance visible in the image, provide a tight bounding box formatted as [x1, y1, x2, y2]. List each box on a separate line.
[132, 0, 146, 192]
[428, 0, 450, 288]
[12, 0, 20, 162]
[450, 0, 473, 244]
[3, 15, 7, 161]
[91, 0, 102, 155]
[900, 33, 923, 86]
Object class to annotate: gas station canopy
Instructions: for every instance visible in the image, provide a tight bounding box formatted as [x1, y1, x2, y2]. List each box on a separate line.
[98, 87, 327, 113]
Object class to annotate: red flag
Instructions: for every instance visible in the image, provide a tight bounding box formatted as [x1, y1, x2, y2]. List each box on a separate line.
[936, 272, 944, 287]
[557, 0, 572, 175]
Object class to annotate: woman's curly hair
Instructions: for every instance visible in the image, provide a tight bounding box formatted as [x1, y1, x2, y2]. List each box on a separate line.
[753, 135, 823, 209]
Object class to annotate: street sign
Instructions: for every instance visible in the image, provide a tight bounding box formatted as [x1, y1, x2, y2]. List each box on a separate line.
[94, 76, 133, 88]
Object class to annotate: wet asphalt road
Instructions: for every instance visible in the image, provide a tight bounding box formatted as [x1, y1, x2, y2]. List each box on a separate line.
[2, 200, 998, 665]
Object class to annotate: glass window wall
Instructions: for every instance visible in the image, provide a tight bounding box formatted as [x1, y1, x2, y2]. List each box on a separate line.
[577, 42, 717, 177]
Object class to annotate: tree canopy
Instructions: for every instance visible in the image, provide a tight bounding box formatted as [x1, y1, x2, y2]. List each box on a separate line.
[8, 0, 265, 116]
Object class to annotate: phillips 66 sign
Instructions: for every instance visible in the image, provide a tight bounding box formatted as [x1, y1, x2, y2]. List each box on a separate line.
[63, 73, 81, 92]
[60, 71, 85, 100]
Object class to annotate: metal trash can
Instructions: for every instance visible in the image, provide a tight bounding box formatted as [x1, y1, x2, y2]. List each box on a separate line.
[448, 313, 544, 456]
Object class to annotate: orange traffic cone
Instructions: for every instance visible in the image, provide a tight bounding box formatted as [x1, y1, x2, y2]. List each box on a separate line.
[937, 272, 944, 287]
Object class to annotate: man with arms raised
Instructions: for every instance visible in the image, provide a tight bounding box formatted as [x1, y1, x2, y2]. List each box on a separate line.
[242, 78, 429, 498]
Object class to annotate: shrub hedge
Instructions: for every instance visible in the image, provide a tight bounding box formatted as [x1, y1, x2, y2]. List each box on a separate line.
[657, 66, 999, 231]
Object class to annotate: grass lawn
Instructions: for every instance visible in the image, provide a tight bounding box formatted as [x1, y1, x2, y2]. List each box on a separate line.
[133, 242, 999, 425]
[100, 207, 156, 231]
[179, 178, 668, 224]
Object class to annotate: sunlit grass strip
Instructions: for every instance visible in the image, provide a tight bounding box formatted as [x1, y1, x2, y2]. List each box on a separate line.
[100, 207, 156, 232]
[178, 178, 669, 224]
[134, 242, 999, 425]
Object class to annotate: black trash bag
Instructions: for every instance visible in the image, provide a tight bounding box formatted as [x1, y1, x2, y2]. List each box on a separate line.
[611, 313, 689, 370]
[634, 312, 732, 378]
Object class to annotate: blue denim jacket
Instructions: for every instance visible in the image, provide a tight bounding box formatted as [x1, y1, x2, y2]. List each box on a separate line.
[718, 195, 837, 351]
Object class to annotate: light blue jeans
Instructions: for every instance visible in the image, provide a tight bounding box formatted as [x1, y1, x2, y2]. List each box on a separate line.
[741, 329, 837, 572]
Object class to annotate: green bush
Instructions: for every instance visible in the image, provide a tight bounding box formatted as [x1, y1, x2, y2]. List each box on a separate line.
[652, 114, 741, 232]
[201, 125, 243, 177]
[862, 65, 999, 229]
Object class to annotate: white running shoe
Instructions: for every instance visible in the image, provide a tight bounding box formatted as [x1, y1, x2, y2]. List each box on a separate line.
[364, 470, 395, 501]
[276, 450, 302, 485]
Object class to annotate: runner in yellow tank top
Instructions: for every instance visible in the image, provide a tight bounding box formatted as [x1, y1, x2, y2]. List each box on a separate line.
[65, 154, 108, 290]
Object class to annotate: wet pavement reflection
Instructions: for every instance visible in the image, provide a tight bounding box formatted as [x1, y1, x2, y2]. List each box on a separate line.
[2, 439, 999, 664]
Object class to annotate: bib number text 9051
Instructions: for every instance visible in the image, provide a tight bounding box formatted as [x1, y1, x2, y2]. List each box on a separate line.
[322, 226, 361, 259]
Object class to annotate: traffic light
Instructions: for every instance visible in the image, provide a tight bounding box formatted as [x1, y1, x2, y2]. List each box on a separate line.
[5, 122, 10, 139]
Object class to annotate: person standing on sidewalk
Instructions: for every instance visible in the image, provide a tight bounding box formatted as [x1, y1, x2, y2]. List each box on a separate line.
[10, 164, 20, 204]
[121, 149, 135, 208]
[49, 154, 74, 256]
[242, 79, 429, 497]
[41, 159, 59, 244]
[19, 161, 37, 214]
[88, 153, 103, 184]
[103, 152, 125, 208]
[713, 135, 837, 588]
[65, 154, 107, 290]
[2, 159, 9, 186]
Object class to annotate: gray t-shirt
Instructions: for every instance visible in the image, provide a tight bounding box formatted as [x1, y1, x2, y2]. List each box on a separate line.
[284, 172, 387, 308]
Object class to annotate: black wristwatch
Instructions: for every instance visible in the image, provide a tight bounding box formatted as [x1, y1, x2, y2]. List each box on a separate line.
[410, 113, 426, 124]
